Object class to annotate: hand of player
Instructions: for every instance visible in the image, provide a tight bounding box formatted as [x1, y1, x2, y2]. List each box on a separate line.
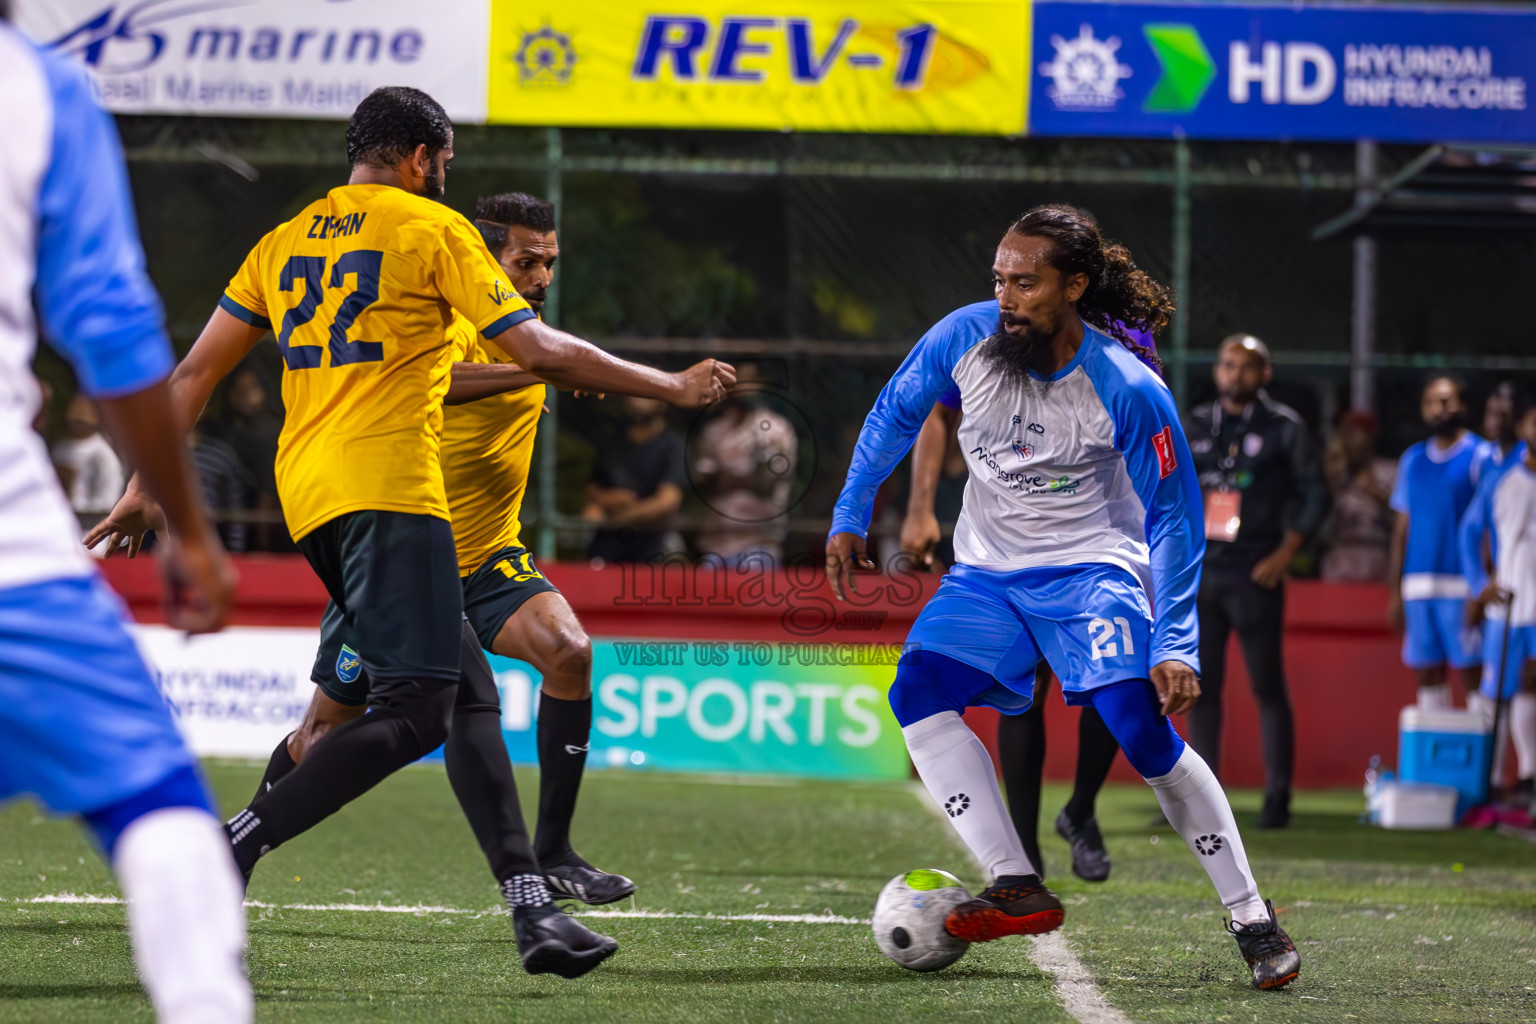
[674, 359, 737, 409]
[82, 477, 167, 557]
[1387, 592, 1405, 633]
[1150, 660, 1201, 717]
[899, 509, 943, 572]
[1468, 582, 1512, 627]
[1249, 550, 1289, 590]
[825, 531, 877, 602]
[159, 521, 237, 634]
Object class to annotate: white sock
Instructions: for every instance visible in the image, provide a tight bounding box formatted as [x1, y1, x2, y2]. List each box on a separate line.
[903, 711, 1037, 880]
[1145, 747, 1268, 926]
[1417, 685, 1450, 711]
[1512, 693, 1536, 781]
[1468, 693, 1510, 787]
[114, 808, 253, 1024]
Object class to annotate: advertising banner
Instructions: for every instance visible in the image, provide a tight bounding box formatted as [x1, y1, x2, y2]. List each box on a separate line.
[1029, 1, 1536, 143]
[486, 0, 1030, 135]
[13, 0, 489, 122]
[130, 627, 909, 780]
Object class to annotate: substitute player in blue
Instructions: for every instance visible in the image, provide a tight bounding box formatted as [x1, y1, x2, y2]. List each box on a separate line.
[0, 13, 251, 1023]
[827, 206, 1299, 990]
[1459, 395, 1536, 805]
[1388, 377, 1486, 709]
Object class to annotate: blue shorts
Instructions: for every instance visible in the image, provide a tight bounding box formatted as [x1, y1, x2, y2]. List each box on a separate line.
[0, 574, 196, 816]
[1481, 618, 1536, 700]
[905, 562, 1153, 712]
[1402, 597, 1481, 671]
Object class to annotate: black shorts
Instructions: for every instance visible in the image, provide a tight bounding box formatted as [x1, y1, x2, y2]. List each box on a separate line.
[300, 510, 463, 704]
[461, 545, 559, 651]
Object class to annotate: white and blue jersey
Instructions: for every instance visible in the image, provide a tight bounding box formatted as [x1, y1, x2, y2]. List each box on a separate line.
[831, 302, 1202, 709]
[0, 24, 197, 819]
[1391, 433, 1485, 670]
[1459, 445, 1535, 698]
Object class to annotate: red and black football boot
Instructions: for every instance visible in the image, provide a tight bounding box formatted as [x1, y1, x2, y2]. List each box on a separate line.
[1227, 900, 1301, 990]
[944, 875, 1064, 942]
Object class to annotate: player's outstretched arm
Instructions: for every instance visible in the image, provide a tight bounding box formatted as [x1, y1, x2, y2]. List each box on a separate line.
[97, 382, 237, 633]
[84, 307, 266, 555]
[488, 317, 733, 408]
[444, 361, 545, 405]
[900, 401, 961, 570]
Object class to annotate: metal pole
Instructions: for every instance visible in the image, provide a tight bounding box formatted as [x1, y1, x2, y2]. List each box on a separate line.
[536, 126, 564, 559]
[1352, 140, 1378, 413]
[1171, 137, 1192, 411]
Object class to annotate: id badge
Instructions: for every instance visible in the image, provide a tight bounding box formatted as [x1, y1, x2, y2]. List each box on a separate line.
[1204, 488, 1242, 542]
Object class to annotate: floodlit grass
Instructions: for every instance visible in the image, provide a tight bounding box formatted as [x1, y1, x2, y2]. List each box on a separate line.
[1, 761, 1532, 1022]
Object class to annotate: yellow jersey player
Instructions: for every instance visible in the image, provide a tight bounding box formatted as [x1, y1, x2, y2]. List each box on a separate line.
[89, 87, 734, 979]
[265, 193, 635, 905]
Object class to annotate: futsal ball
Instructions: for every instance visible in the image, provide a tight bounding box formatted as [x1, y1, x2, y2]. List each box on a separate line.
[871, 868, 973, 971]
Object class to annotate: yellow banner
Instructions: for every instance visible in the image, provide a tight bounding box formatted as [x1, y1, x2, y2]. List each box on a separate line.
[487, 1, 1030, 134]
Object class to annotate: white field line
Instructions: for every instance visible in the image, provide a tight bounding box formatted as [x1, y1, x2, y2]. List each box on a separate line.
[905, 782, 1135, 1024]
[12, 893, 865, 926]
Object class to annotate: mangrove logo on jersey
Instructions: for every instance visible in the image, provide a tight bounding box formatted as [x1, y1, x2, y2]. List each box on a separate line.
[487, 1, 1030, 135]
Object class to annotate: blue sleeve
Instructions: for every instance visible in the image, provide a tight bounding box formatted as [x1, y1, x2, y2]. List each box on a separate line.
[937, 385, 961, 410]
[32, 48, 173, 398]
[1103, 360, 1205, 673]
[828, 312, 979, 538]
[1459, 465, 1502, 595]
[1389, 450, 1413, 514]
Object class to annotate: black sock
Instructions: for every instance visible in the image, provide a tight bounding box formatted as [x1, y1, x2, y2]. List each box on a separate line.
[444, 703, 540, 881]
[534, 693, 592, 865]
[252, 734, 297, 803]
[230, 679, 456, 875]
[992, 873, 1043, 889]
[1063, 708, 1119, 824]
[997, 703, 1046, 875]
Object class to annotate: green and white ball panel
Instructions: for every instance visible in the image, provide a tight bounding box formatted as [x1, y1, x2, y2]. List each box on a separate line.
[872, 868, 973, 972]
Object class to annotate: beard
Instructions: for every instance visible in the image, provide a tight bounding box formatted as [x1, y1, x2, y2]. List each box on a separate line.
[521, 289, 546, 314]
[980, 314, 1060, 393]
[421, 168, 445, 200]
[1428, 411, 1466, 439]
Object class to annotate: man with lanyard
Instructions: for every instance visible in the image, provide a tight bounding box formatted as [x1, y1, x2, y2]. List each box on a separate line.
[1184, 335, 1328, 829]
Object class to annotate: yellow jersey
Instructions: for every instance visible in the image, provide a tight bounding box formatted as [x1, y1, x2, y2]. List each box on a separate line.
[221, 184, 534, 540]
[442, 319, 545, 574]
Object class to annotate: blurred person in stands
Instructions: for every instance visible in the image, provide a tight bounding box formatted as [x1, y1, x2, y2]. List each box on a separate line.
[1320, 410, 1397, 584]
[1185, 335, 1328, 828]
[213, 366, 284, 549]
[584, 396, 687, 564]
[188, 413, 253, 554]
[694, 365, 798, 569]
[52, 391, 124, 521]
[0, 9, 247, 1019]
[1388, 375, 1486, 710]
[1459, 394, 1536, 807]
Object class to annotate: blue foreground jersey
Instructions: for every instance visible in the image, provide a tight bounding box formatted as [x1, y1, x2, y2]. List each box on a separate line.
[1391, 433, 1484, 600]
[0, 26, 194, 816]
[831, 302, 1203, 672]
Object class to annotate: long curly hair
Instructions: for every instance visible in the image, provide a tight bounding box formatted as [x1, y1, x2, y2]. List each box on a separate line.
[1007, 204, 1173, 370]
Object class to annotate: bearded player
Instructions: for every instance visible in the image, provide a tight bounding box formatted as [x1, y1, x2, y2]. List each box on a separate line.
[826, 205, 1300, 990]
[257, 192, 631, 903]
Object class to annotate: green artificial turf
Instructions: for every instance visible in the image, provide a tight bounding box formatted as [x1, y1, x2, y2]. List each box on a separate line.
[1, 762, 1532, 1022]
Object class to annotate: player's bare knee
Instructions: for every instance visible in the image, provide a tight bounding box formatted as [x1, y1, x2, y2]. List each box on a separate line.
[539, 630, 593, 699]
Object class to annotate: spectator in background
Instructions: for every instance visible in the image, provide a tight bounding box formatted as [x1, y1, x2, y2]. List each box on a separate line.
[213, 366, 284, 548]
[694, 368, 798, 568]
[189, 413, 253, 554]
[1185, 335, 1329, 829]
[1388, 375, 1486, 710]
[1321, 410, 1397, 583]
[51, 392, 124, 519]
[584, 395, 687, 564]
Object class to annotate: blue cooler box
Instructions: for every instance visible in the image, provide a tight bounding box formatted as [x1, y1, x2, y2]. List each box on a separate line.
[1397, 707, 1491, 819]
